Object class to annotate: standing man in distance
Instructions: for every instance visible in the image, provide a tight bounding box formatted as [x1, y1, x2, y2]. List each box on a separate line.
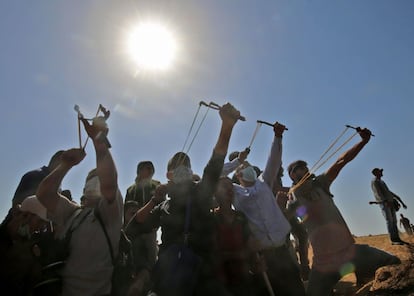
[371, 167, 408, 245]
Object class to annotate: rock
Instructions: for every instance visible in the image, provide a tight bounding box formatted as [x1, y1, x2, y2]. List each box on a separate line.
[368, 261, 414, 295]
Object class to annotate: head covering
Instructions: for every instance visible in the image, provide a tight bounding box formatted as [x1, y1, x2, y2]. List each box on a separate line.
[240, 166, 257, 182]
[168, 152, 191, 171]
[372, 168, 383, 175]
[288, 160, 308, 176]
[137, 161, 155, 176]
[20, 196, 48, 221]
[228, 151, 239, 162]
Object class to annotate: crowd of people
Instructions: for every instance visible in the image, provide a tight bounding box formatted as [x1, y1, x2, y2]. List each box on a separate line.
[0, 102, 409, 296]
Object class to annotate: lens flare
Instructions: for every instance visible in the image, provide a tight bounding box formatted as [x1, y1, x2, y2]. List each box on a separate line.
[339, 262, 355, 277]
[296, 205, 308, 222]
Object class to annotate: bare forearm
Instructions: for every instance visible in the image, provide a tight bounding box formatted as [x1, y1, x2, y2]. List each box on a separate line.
[339, 139, 368, 165]
[36, 164, 72, 211]
[94, 140, 118, 202]
[214, 123, 234, 156]
[327, 139, 368, 181]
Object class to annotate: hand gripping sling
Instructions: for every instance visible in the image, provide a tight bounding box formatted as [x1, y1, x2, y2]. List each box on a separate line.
[288, 125, 373, 195]
[74, 104, 111, 150]
[247, 120, 289, 151]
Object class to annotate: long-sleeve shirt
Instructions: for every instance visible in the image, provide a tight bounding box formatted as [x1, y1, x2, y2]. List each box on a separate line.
[223, 137, 291, 250]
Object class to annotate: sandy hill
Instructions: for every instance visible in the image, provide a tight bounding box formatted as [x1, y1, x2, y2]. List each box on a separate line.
[310, 233, 414, 295]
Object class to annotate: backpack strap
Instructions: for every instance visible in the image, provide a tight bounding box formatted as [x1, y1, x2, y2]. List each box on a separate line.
[65, 208, 93, 241]
[94, 208, 115, 265]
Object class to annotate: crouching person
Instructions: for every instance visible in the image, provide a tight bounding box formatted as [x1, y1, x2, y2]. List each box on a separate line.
[36, 117, 123, 295]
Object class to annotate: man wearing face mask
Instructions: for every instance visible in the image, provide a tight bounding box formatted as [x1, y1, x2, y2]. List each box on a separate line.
[36, 116, 123, 296]
[221, 122, 305, 296]
[135, 103, 241, 296]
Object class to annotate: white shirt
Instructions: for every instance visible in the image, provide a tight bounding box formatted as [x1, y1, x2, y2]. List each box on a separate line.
[223, 137, 291, 250]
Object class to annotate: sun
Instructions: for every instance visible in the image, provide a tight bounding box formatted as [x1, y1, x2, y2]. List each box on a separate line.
[127, 22, 177, 71]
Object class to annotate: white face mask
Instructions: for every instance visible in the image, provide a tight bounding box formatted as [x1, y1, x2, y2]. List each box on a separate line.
[83, 176, 102, 198]
[137, 178, 151, 187]
[171, 165, 193, 184]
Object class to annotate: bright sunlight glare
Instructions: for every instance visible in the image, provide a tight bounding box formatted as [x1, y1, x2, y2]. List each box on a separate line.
[127, 22, 177, 71]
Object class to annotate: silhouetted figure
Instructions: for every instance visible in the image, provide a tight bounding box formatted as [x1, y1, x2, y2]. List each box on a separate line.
[371, 168, 408, 244]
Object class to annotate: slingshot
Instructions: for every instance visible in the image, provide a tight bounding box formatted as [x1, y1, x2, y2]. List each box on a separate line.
[176, 100, 246, 168]
[247, 120, 288, 150]
[181, 101, 245, 154]
[74, 104, 111, 150]
[288, 125, 373, 194]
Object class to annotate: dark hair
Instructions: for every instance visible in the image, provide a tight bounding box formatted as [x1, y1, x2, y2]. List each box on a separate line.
[287, 160, 308, 176]
[61, 189, 72, 201]
[371, 168, 382, 176]
[137, 161, 155, 175]
[228, 151, 239, 161]
[252, 166, 262, 177]
[167, 152, 191, 171]
[48, 150, 64, 168]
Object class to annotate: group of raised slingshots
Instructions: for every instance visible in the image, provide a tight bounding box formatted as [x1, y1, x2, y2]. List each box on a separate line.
[69, 101, 376, 296]
[73, 101, 374, 195]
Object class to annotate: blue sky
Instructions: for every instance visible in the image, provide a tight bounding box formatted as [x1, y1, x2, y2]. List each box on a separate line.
[0, 0, 413, 236]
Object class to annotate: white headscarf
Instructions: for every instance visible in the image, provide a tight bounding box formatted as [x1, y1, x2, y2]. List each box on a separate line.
[20, 195, 48, 221]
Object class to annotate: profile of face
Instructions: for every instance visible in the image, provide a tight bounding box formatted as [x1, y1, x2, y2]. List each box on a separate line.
[215, 178, 234, 206]
[289, 165, 309, 183]
[374, 170, 383, 178]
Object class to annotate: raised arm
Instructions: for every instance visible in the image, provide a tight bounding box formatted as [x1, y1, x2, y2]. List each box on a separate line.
[81, 117, 118, 203]
[213, 103, 240, 157]
[262, 122, 286, 187]
[36, 148, 86, 212]
[325, 127, 371, 184]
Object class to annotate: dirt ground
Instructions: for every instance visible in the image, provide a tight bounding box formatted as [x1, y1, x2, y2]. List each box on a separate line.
[308, 233, 414, 295]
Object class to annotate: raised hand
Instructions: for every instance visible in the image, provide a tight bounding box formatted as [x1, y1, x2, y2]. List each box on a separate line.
[61, 148, 86, 167]
[273, 121, 287, 138]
